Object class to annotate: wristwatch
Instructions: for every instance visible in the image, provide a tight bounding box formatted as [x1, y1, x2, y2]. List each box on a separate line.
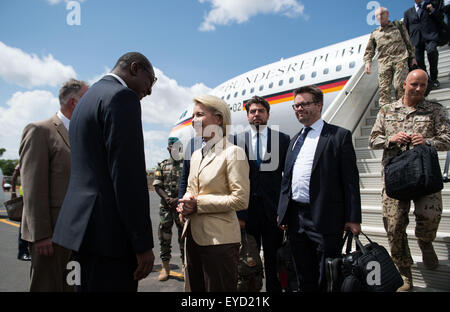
[426, 139, 432, 146]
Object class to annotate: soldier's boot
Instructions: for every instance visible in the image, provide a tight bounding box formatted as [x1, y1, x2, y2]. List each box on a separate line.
[158, 260, 170, 281]
[397, 266, 413, 292]
[418, 240, 439, 270]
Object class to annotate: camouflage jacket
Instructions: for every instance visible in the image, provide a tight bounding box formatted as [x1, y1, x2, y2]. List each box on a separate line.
[369, 98, 450, 166]
[153, 157, 183, 203]
[363, 21, 415, 66]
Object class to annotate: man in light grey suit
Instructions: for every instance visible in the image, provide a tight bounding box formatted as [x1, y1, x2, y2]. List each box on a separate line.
[19, 79, 88, 292]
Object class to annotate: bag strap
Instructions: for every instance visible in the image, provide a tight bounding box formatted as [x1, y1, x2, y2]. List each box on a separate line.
[393, 20, 413, 60]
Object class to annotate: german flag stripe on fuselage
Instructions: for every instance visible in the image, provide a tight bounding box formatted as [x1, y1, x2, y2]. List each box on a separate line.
[170, 76, 350, 134]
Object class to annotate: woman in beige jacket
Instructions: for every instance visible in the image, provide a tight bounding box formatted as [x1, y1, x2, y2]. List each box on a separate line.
[178, 94, 250, 292]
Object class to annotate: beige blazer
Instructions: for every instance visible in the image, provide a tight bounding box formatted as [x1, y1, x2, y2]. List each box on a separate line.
[182, 137, 250, 246]
[19, 114, 71, 243]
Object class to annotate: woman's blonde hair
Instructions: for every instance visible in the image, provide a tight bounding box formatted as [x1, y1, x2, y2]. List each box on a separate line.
[193, 94, 231, 137]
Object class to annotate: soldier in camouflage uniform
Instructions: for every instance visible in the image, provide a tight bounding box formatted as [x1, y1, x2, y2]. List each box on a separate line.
[369, 69, 450, 291]
[153, 137, 185, 281]
[364, 7, 417, 107]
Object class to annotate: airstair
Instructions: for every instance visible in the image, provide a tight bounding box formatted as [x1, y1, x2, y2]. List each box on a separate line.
[324, 45, 450, 291]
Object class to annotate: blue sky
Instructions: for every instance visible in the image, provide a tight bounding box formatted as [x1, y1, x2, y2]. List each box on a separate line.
[0, 0, 415, 168]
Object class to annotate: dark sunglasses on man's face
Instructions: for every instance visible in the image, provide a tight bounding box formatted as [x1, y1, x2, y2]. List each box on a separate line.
[140, 65, 157, 87]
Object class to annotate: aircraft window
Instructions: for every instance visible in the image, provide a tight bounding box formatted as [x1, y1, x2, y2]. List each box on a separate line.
[227, 94, 230, 100]
[259, 85, 264, 91]
[279, 80, 283, 86]
[311, 71, 317, 78]
[323, 68, 329, 75]
[289, 77, 294, 83]
[242, 90, 246, 96]
[221, 96, 224, 100]
[235, 92, 239, 98]
[300, 74, 305, 81]
[349, 61, 355, 68]
[336, 65, 342, 72]
[269, 82, 273, 88]
[250, 87, 254, 93]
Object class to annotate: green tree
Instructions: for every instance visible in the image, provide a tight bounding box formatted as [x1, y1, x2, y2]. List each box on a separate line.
[0, 159, 19, 176]
[0, 148, 5, 157]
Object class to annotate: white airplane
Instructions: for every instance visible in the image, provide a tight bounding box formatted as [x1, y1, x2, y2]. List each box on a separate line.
[169, 33, 371, 145]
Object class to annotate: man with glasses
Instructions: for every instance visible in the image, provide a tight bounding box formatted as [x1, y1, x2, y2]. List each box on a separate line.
[364, 7, 417, 107]
[53, 52, 157, 292]
[277, 85, 362, 292]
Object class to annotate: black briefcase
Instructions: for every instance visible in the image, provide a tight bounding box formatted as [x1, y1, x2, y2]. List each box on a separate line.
[384, 145, 443, 200]
[326, 231, 403, 292]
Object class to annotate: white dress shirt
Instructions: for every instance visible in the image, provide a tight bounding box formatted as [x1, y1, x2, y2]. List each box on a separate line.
[291, 118, 324, 204]
[57, 110, 70, 130]
[106, 73, 128, 87]
[249, 125, 268, 162]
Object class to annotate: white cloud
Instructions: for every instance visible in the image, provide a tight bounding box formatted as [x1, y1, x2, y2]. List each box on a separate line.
[88, 67, 111, 86]
[198, 0, 306, 31]
[0, 90, 60, 159]
[141, 67, 212, 126]
[0, 66, 212, 169]
[143, 130, 171, 170]
[0, 41, 77, 88]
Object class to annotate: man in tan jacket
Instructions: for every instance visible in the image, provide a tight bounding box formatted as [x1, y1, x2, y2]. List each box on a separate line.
[19, 79, 88, 292]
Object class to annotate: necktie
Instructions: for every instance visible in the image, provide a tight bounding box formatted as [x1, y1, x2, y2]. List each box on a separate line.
[417, 3, 423, 17]
[256, 132, 262, 167]
[286, 127, 312, 173]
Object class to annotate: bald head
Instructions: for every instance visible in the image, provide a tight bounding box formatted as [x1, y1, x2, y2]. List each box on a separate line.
[375, 7, 389, 26]
[403, 69, 429, 106]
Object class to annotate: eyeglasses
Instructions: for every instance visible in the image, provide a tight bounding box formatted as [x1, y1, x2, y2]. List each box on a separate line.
[140, 65, 158, 88]
[292, 101, 316, 110]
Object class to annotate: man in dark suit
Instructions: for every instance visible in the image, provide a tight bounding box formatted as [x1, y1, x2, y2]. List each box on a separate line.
[277, 85, 361, 292]
[404, 0, 445, 90]
[234, 96, 290, 292]
[52, 52, 157, 292]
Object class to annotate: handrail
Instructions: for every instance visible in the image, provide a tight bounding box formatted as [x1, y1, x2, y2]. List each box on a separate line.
[322, 53, 380, 135]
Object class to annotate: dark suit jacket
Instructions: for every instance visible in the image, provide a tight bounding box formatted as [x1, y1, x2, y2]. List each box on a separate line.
[277, 122, 361, 235]
[234, 128, 290, 234]
[404, 4, 443, 46]
[52, 75, 154, 257]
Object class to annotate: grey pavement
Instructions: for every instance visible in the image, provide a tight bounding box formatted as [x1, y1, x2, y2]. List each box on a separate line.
[0, 191, 185, 292]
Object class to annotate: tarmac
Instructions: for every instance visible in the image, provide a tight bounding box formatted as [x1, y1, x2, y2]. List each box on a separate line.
[0, 191, 185, 292]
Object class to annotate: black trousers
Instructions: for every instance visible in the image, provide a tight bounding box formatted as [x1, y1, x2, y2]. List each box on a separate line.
[288, 201, 343, 292]
[246, 212, 283, 292]
[415, 40, 439, 82]
[74, 251, 138, 292]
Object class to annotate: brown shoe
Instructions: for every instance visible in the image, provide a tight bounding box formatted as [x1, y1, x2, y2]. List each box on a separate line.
[397, 267, 413, 292]
[418, 240, 439, 270]
[158, 260, 170, 281]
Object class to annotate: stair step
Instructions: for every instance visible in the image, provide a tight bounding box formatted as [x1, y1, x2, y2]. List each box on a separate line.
[357, 156, 448, 174]
[361, 204, 450, 230]
[359, 226, 450, 261]
[411, 259, 450, 291]
[359, 173, 450, 189]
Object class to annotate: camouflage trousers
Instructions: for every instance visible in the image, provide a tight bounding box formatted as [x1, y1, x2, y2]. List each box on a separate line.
[159, 204, 185, 263]
[382, 188, 442, 269]
[237, 232, 264, 292]
[378, 60, 409, 107]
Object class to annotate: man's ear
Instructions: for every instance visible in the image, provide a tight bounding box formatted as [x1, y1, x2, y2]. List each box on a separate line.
[130, 62, 139, 77]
